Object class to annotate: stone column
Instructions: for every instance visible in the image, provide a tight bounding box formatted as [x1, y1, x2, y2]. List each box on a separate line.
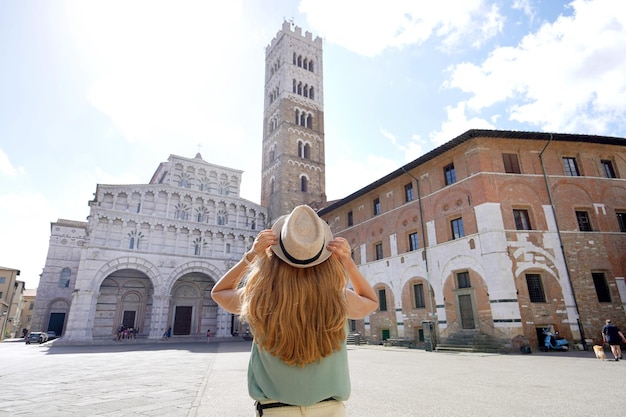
[149, 293, 171, 339]
[62, 289, 97, 342]
[215, 307, 233, 337]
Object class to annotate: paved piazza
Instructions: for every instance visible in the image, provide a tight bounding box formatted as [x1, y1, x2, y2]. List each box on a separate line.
[0, 338, 623, 416]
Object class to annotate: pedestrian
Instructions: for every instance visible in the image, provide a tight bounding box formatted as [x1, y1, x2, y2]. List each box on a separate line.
[206, 329, 211, 342]
[602, 319, 626, 361]
[211, 205, 377, 416]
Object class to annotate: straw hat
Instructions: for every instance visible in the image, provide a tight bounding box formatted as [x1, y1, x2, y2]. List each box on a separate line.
[271, 205, 333, 268]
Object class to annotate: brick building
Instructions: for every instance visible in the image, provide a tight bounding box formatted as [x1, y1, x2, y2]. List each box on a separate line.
[318, 129, 626, 350]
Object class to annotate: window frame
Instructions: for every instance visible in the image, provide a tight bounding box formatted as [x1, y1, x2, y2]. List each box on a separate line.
[513, 209, 532, 230]
[456, 271, 471, 289]
[347, 210, 353, 227]
[616, 211, 626, 232]
[404, 182, 414, 203]
[601, 160, 617, 178]
[526, 273, 546, 303]
[563, 157, 580, 176]
[413, 283, 425, 309]
[592, 272, 611, 303]
[378, 288, 387, 311]
[444, 163, 456, 186]
[373, 198, 381, 216]
[375, 242, 383, 260]
[450, 217, 465, 240]
[502, 153, 521, 174]
[575, 210, 592, 232]
[408, 232, 419, 251]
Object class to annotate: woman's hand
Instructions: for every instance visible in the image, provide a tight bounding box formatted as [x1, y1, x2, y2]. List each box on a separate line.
[327, 237, 353, 265]
[248, 229, 278, 260]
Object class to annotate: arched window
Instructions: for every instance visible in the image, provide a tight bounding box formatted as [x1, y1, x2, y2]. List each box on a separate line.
[309, 61, 314, 72]
[270, 178, 275, 194]
[304, 143, 310, 159]
[300, 176, 308, 192]
[309, 87, 314, 100]
[297, 82, 302, 95]
[307, 114, 313, 129]
[303, 85, 308, 98]
[295, 109, 299, 124]
[59, 268, 71, 288]
[300, 113, 306, 126]
[292, 79, 296, 93]
[269, 145, 275, 162]
[297, 55, 302, 67]
[293, 52, 296, 65]
[303, 58, 308, 69]
[217, 209, 227, 226]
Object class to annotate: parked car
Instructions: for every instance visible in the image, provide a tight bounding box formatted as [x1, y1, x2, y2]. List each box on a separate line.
[46, 331, 58, 341]
[26, 332, 48, 344]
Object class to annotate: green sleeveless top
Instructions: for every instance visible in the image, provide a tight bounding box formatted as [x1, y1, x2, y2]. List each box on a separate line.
[248, 341, 350, 406]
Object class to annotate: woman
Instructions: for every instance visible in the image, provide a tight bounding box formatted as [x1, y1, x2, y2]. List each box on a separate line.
[211, 205, 378, 416]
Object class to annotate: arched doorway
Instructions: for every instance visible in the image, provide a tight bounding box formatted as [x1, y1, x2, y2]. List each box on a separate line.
[168, 272, 216, 337]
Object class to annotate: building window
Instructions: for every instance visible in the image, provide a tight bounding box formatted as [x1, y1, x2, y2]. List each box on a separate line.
[373, 198, 380, 216]
[59, 268, 71, 288]
[348, 211, 353, 227]
[503, 153, 521, 174]
[456, 271, 471, 289]
[444, 163, 456, 185]
[300, 176, 308, 192]
[592, 272, 611, 302]
[413, 284, 425, 308]
[526, 274, 546, 303]
[408, 232, 419, 251]
[378, 288, 387, 311]
[601, 160, 617, 178]
[375, 243, 383, 260]
[617, 212, 626, 232]
[0, 277, 5, 284]
[576, 211, 592, 231]
[563, 157, 580, 176]
[404, 183, 414, 202]
[450, 218, 465, 240]
[513, 209, 532, 230]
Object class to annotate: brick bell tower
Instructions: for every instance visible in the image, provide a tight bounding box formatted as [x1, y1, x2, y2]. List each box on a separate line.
[261, 21, 326, 223]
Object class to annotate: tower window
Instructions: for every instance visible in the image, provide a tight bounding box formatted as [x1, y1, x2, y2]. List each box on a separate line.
[59, 268, 71, 288]
[300, 176, 308, 192]
[373, 198, 380, 216]
[309, 87, 314, 100]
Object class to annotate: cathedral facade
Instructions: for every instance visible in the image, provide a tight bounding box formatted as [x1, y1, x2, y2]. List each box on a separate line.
[32, 154, 266, 342]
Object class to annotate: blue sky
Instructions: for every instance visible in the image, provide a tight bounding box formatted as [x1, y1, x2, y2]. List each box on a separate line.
[1, 0, 625, 289]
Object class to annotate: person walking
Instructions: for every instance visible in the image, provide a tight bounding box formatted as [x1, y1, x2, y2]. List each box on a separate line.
[211, 205, 378, 416]
[602, 319, 626, 361]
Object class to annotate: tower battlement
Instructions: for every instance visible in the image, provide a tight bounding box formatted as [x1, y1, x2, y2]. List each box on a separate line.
[266, 20, 322, 54]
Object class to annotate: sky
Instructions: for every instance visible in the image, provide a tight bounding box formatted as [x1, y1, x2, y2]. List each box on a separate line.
[1, 0, 625, 290]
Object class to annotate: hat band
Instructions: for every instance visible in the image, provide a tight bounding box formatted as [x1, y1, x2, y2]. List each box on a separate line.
[279, 235, 325, 266]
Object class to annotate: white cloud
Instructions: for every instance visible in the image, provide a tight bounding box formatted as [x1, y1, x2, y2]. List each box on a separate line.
[0, 148, 25, 177]
[299, 0, 504, 56]
[429, 102, 495, 145]
[444, 0, 626, 134]
[0, 192, 59, 289]
[326, 154, 399, 200]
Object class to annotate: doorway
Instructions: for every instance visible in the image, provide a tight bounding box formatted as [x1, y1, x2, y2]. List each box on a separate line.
[47, 313, 65, 336]
[458, 294, 475, 329]
[174, 306, 192, 335]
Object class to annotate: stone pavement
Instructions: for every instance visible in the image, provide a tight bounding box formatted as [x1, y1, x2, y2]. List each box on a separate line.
[0, 337, 624, 417]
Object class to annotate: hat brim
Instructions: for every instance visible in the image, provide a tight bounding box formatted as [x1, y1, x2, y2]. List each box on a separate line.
[270, 214, 333, 268]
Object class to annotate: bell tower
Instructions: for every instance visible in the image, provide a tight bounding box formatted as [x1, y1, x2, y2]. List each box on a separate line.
[261, 21, 326, 222]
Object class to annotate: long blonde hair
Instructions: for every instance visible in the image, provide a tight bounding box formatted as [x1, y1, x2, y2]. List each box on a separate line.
[240, 251, 348, 366]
